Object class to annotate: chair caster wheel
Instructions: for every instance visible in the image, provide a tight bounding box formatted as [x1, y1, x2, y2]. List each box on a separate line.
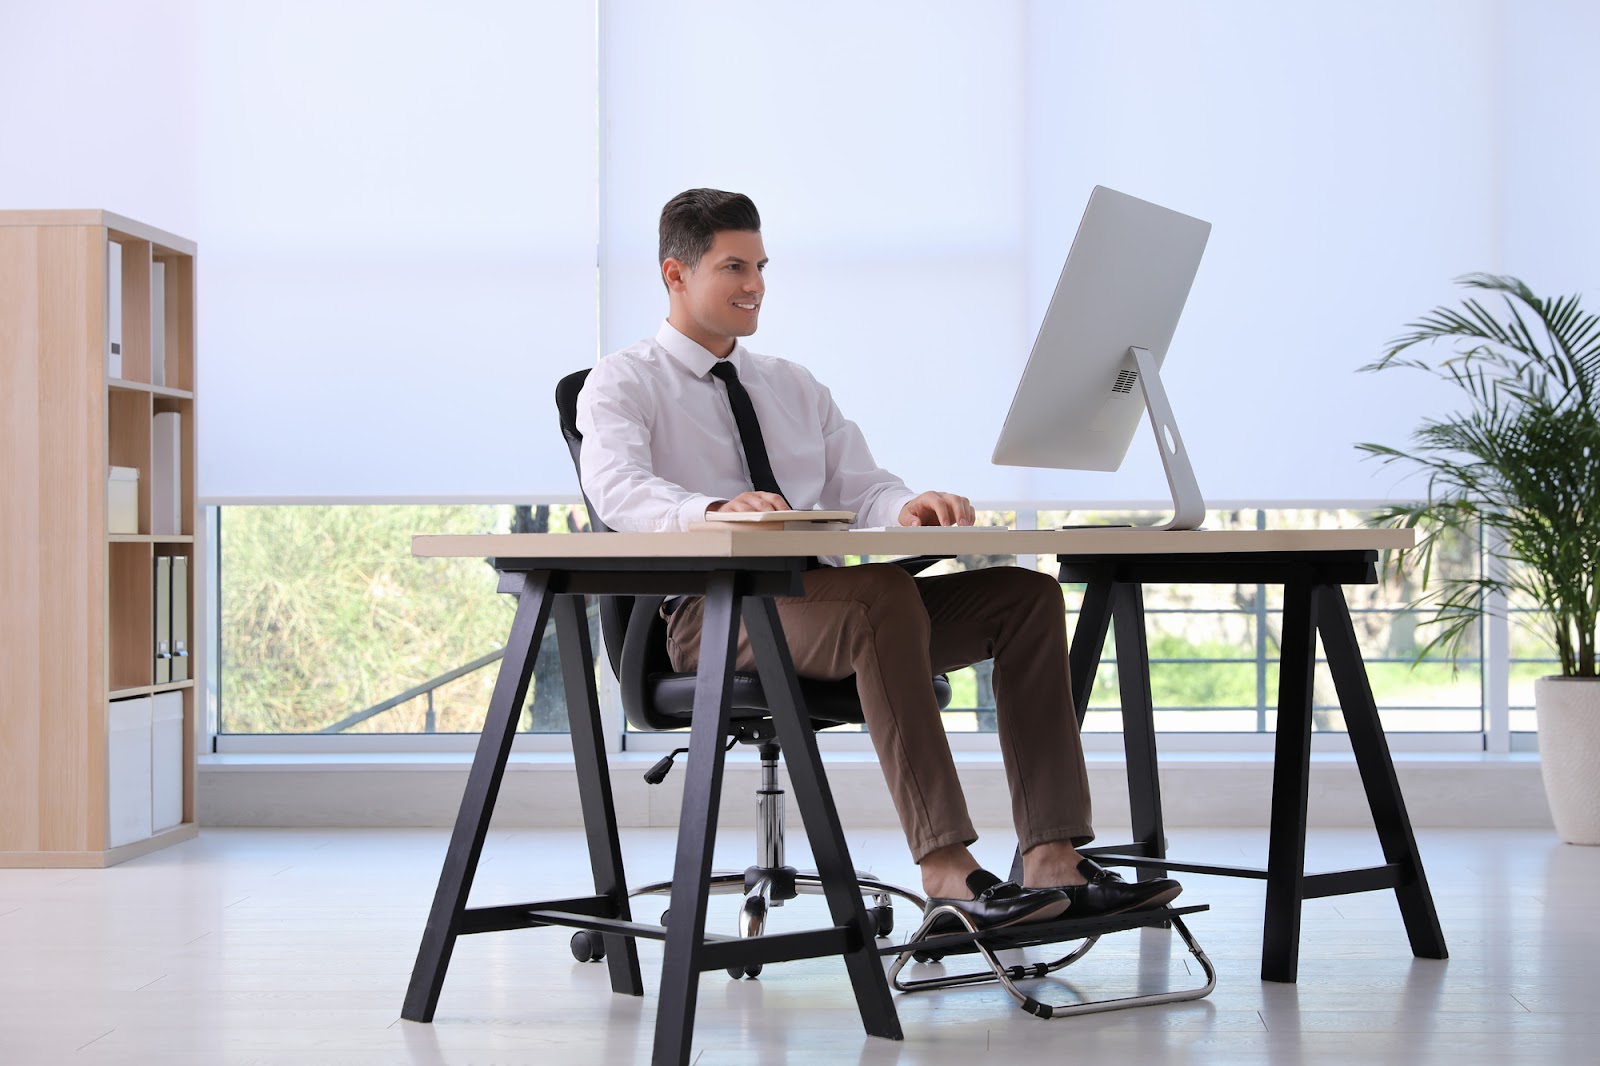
[570, 930, 605, 963]
[727, 963, 763, 980]
[869, 904, 894, 937]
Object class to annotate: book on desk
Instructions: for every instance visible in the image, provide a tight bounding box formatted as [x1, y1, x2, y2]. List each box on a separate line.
[691, 509, 854, 532]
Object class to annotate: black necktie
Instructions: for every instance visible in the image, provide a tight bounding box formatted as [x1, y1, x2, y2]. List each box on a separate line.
[709, 360, 787, 500]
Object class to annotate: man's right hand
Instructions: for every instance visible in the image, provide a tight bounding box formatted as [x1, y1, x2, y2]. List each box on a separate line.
[708, 491, 792, 513]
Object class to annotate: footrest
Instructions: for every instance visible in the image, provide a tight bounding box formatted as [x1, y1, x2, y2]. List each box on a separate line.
[878, 903, 1208, 959]
[884, 905, 1215, 1019]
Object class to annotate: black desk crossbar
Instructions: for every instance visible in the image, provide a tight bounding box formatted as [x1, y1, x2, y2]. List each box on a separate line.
[456, 895, 615, 935]
[1087, 850, 1410, 891]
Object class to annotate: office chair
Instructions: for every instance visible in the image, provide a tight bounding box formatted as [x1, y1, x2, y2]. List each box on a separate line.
[555, 369, 947, 979]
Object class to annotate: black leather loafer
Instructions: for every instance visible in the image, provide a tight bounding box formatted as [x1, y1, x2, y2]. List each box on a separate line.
[923, 869, 1071, 936]
[1046, 858, 1182, 919]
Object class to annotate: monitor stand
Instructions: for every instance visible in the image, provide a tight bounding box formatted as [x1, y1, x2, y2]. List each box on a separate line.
[1130, 345, 1205, 530]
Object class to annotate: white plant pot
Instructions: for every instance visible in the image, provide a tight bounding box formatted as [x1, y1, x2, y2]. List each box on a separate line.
[1535, 676, 1600, 846]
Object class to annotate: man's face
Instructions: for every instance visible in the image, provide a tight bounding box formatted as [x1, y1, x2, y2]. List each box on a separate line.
[665, 229, 767, 353]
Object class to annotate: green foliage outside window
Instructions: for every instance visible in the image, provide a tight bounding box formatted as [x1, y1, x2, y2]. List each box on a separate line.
[221, 504, 589, 734]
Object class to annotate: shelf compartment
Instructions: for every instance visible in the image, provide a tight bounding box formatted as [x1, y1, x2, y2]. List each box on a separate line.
[108, 542, 154, 692]
[154, 543, 196, 687]
[151, 396, 193, 537]
[110, 238, 153, 385]
[152, 251, 194, 393]
[107, 389, 151, 534]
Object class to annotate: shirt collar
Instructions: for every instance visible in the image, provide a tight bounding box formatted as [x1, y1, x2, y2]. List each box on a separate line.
[656, 320, 746, 378]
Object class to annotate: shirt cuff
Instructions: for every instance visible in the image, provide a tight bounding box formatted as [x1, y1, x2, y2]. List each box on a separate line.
[676, 494, 722, 531]
[865, 489, 921, 528]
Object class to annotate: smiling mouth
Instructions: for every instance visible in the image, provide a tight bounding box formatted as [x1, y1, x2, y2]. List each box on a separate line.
[733, 302, 759, 311]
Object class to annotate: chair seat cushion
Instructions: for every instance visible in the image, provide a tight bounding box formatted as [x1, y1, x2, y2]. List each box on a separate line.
[647, 671, 954, 727]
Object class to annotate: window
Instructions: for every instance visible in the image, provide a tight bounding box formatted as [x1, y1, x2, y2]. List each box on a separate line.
[217, 503, 595, 736]
[215, 504, 1521, 750]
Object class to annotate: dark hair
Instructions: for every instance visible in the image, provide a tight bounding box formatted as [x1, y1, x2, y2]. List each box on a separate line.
[658, 189, 761, 275]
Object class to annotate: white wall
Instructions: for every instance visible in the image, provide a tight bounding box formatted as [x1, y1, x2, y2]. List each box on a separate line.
[2, 1, 1594, 505]
[0, 0, 199, 232]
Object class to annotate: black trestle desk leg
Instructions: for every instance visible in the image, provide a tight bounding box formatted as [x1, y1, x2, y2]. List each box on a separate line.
[1318, 585, 1448, 961]
[403, 570, 552, 1022]
[1263, 578, 1318, 983]
[1112, 582, 1168, 880]
[554, 593, 644, 995]
[1069, 573, 1115, 724]
[652, 573, 742, 1066]
[744, 595, 903, 1042]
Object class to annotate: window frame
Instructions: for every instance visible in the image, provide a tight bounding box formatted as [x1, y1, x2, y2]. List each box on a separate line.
[206, 504, 1529, 757]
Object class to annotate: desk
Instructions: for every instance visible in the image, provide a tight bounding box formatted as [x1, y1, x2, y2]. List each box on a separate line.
[403, 527, 1445, 1064]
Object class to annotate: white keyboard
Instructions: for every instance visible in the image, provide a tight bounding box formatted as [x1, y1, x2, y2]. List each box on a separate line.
[853, 525, 1013, 532]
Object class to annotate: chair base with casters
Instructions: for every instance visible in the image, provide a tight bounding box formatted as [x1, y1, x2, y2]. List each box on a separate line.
[883, 904, 1215, 1019]
[569, 726, 929, 980]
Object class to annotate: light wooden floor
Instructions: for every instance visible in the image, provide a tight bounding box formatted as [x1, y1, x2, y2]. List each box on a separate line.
[1, 825, 1596, 1065]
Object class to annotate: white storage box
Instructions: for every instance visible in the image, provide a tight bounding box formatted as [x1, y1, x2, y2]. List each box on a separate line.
[108, 696, 153, 848]
[151, 692, 184, 832]
[108, 466, 139, 535]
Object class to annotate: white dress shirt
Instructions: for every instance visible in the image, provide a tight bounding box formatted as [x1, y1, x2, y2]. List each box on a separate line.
[576, 321, 918, 533]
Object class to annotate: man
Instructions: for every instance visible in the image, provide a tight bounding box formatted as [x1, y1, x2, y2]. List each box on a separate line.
[576, 188, 1180, 930]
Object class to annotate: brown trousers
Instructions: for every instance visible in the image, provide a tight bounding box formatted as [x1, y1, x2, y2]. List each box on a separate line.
[664, 563, 1094, 862]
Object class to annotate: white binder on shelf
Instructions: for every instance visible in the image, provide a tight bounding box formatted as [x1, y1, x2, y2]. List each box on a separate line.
[150, 260, 166, 387]
[152, 411, 181, 535]
[107, 239, 123, 379]
[154, 556, 172, 684]
[170, 556, 189, 683]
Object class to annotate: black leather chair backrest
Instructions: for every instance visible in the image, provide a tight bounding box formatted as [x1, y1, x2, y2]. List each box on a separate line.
[554, 370, 677, 723]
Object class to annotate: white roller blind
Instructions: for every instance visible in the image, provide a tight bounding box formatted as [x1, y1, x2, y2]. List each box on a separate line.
[1016, 0, 1502, 505]
[600, 0, 1508, 506]
[194, 1, 598, 501]
[600, 0, 1034, 499]
[7, 1, 1595, 506]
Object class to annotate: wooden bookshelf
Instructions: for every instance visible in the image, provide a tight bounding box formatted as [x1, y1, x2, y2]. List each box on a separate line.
[0, 210, 202, 867]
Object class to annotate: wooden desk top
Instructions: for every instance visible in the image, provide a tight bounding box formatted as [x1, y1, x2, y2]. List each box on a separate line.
[413, 526, 1415, 560]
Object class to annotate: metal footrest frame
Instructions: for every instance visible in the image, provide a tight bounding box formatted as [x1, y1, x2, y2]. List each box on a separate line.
[884, 904, 1215, 1020]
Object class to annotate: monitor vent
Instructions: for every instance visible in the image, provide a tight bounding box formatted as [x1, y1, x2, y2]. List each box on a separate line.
[1112, 369, 1139, 395]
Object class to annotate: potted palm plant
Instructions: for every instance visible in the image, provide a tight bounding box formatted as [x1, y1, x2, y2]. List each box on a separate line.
[1358, 274, 1600, 845]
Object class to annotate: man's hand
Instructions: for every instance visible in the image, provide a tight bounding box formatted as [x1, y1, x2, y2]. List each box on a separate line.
[708, 491, 792, 513]
[898, 491, 975, 527]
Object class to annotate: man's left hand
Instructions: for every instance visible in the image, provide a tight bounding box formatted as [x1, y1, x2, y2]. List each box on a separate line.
[898, 491, 975, 527]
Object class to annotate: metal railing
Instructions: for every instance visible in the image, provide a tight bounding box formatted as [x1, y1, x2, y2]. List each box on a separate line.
[319, 649, 505, 734]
